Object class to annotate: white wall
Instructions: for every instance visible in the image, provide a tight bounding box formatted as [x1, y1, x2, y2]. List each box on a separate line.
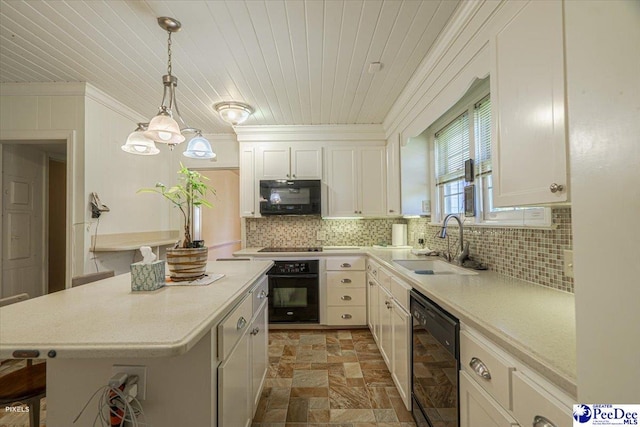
[565, 1, 640, 402]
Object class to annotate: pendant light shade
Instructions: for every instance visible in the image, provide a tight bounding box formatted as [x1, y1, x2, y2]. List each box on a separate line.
[214, 102, 254, 125]
[144, 112, 185, 145]
[183, 134, 216, 159]
[121, 124, 160, 155]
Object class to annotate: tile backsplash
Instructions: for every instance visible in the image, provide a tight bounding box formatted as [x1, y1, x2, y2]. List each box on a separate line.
[245, 217, 406, 248]
[245, 208, 573, 293]
[406, 207, 574, 293]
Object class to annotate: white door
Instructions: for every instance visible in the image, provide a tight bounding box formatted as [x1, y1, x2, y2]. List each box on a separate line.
[327, 147, 358, 217]
[459, 371, 519, 427]
[359, 146, 387, 216]
[256, 145, 290, 179]
[239, 145, 256, 217]
[367, 275, 379, 342]
[2, 144, 45, 299]
[250, 302, 268, 414]
[391, 300, 411, 409]
[291, 146, 323, 179]
[218, 332, 251, 427]
[378, 285, 393, 368]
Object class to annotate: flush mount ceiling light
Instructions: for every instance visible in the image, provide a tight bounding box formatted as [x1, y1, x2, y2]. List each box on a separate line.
[122, 16, 215, 159]
[214, 102, 254, 126]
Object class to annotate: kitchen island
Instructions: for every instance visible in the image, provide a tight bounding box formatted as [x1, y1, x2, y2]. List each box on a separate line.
[0, 259, 272, 427]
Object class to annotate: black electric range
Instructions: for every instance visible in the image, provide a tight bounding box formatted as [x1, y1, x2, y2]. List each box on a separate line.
[258, 247, 323, 253]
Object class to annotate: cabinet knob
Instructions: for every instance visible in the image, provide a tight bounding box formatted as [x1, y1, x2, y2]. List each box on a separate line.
[354, 210, 358, 214]
[368, 281, 375, 287]
[549, 183, 564, 193]
[292, 174, 296, 178]
[341, 295, 352, 301]
[251, 211, 254, 215]
[533, 415, 557, 427]
[469, 357, 492, 380]
[250, 327, 260, 336]
[236, 317, 247, 330]
[257, 290, 268, 299]
[286, 173, 290, 178]
[341, 314, 352, 319]
[340, 278, 352, 284]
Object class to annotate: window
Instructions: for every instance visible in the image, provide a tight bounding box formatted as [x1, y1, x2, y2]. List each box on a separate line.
[430, 80, 550, 226]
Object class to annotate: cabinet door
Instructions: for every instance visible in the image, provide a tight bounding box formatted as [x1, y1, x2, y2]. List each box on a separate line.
[377, 285, 393, 368]
[359, 146, 387, 216]
[386, 136, 401, 216]
[239, 145, 256, 217]
[491, 0, 567, 206]
[257, 145, 291, 179]
[391, 300, 411, 410]
[291, 146, 323, 179]
[219, 333, 251, 427]
[250, 302, 268, 415]
[367, 276, 379, 342]
[327, 147, 359, 216]
[460, 371, 519, 427]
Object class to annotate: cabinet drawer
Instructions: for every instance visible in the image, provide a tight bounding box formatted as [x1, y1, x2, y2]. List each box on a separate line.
[218, 295, 253, 361]
[251, 276, 268, 313]
[460, 371, 519, 427]
[327, 271, 365, 288]
[326, 256, 366, 271]
[326, 306, 366, 325]
[377, 267, 392, 290]
[512, 371, 571, 427]
[390, 276, 410, 311]
[327, 287, 366, 306]
[460, 330, 515, 410]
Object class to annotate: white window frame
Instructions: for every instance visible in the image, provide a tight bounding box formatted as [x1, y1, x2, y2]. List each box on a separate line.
[428, 79, 551, 227]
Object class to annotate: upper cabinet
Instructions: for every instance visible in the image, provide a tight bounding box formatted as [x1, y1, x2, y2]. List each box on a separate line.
[400, 134, 430, 216]
[239, 144, 257, 218]
[326, 146, 387, 217]
[256, 144, 322, 180]
[490, 0, 568, 206]
[385, 136, 401, 216]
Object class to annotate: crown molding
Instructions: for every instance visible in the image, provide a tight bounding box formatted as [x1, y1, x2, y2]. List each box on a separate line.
[0, 81, 87, 97]
[234, 124, 386, 142]
[84, 84, 146, 123]
[383, 0, 486, 138]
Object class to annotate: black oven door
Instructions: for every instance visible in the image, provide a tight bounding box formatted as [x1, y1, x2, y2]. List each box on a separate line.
[268, 274, 319, 323]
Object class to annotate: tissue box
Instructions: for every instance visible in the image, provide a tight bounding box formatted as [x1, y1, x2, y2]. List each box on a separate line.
[131, 261, 165, 291]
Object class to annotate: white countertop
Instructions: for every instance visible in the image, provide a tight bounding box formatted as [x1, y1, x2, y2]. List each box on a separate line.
[236, 246, 577, 397]
[0, 260, 273, 359]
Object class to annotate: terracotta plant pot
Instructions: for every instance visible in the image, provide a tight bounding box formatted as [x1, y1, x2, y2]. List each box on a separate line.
[166, 247, 208, 281]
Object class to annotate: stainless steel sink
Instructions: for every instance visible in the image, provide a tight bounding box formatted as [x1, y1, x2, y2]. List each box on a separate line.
[392, 259, 478, 276]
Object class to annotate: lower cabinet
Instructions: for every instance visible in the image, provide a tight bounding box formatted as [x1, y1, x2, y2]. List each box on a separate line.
[377, 284, 393, 367]
[460, 371, 519, 427]
[326, 256, 366, 326]
[218, 276, 269, 427]
[390, 298, 411, 407]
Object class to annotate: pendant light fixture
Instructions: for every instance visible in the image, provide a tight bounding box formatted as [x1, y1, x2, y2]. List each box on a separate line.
[122, 17, 215, 159]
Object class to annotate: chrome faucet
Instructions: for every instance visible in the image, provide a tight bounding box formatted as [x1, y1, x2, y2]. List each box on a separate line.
[438, 214, 469, 265]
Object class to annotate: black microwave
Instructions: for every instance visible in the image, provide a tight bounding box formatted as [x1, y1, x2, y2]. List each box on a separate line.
[259, 180, 321, 216]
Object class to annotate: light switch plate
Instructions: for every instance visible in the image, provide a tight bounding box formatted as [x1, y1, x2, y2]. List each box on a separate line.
[249, 221, 257, 231]
[563, 249, 574, 278]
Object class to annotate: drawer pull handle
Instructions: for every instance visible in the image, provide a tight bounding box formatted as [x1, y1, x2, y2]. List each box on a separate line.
[341, 295, 352, 301]
[250, 327, 260, 336]
[469, 357, 492, 380]
[341, 314, 352, 319]
[341, 278, 352, 284]
[237, 317, 247, 330]
[257, 290, 268, 299]
[340, 263, 352, 268]
[533, 415, 557, 427]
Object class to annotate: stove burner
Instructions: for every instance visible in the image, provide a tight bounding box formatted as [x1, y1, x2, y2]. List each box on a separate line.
[258, 247, 323, 253]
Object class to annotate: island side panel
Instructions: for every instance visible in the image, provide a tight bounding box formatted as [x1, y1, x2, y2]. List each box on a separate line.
[47, 329, 217, 427]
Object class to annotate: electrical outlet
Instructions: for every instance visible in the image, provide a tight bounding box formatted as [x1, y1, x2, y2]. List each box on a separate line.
[316, 231, 326, 241]
[249, 221, 257, 231]
[410, 232, 415, 243]
[112, 365, 147, 400]
[422, 200, 430, 213]
[563, 249, 574, 278]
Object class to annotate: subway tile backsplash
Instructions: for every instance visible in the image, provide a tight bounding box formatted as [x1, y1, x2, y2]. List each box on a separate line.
[245, 207, 573, 293]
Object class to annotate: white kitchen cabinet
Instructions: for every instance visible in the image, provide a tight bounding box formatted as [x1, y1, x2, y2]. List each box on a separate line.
[366, 273, 379, 342]
[326, 145, 386, 217]
[325, 256, 366, 326]
[512, 371, 572, 427]
[401, 134, 430, 216]
[218, 277, 269, 427]
[239, 144, 257, 217]
[460, 371, 519, 427]
[377, 284, 393, 367]
[390, 298, 411, 408]
[256, 144, 322, 180]
[490, 0, 568, 206]
[386, 136, 401, 216]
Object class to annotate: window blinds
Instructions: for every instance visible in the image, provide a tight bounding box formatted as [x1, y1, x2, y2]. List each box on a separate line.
[435, 111, 469, 185]
[474, 96, 492, 175]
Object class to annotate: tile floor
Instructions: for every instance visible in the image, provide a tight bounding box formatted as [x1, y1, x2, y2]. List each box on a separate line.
[252, 328, 417, 427]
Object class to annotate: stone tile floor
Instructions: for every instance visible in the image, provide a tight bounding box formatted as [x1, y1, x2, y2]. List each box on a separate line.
[252, 328, 417, 427]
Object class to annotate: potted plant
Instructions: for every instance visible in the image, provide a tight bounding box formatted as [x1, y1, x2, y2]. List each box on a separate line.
[138, 164, 215, 281]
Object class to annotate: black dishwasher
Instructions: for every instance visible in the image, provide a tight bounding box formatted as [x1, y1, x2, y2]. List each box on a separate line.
[410, 289, 459, 427]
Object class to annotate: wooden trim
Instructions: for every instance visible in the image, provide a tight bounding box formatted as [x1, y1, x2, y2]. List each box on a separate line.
[235, 124, 386, 142]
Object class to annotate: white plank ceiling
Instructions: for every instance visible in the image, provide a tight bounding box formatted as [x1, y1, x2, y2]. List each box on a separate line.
[0, 0, 460, 133]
